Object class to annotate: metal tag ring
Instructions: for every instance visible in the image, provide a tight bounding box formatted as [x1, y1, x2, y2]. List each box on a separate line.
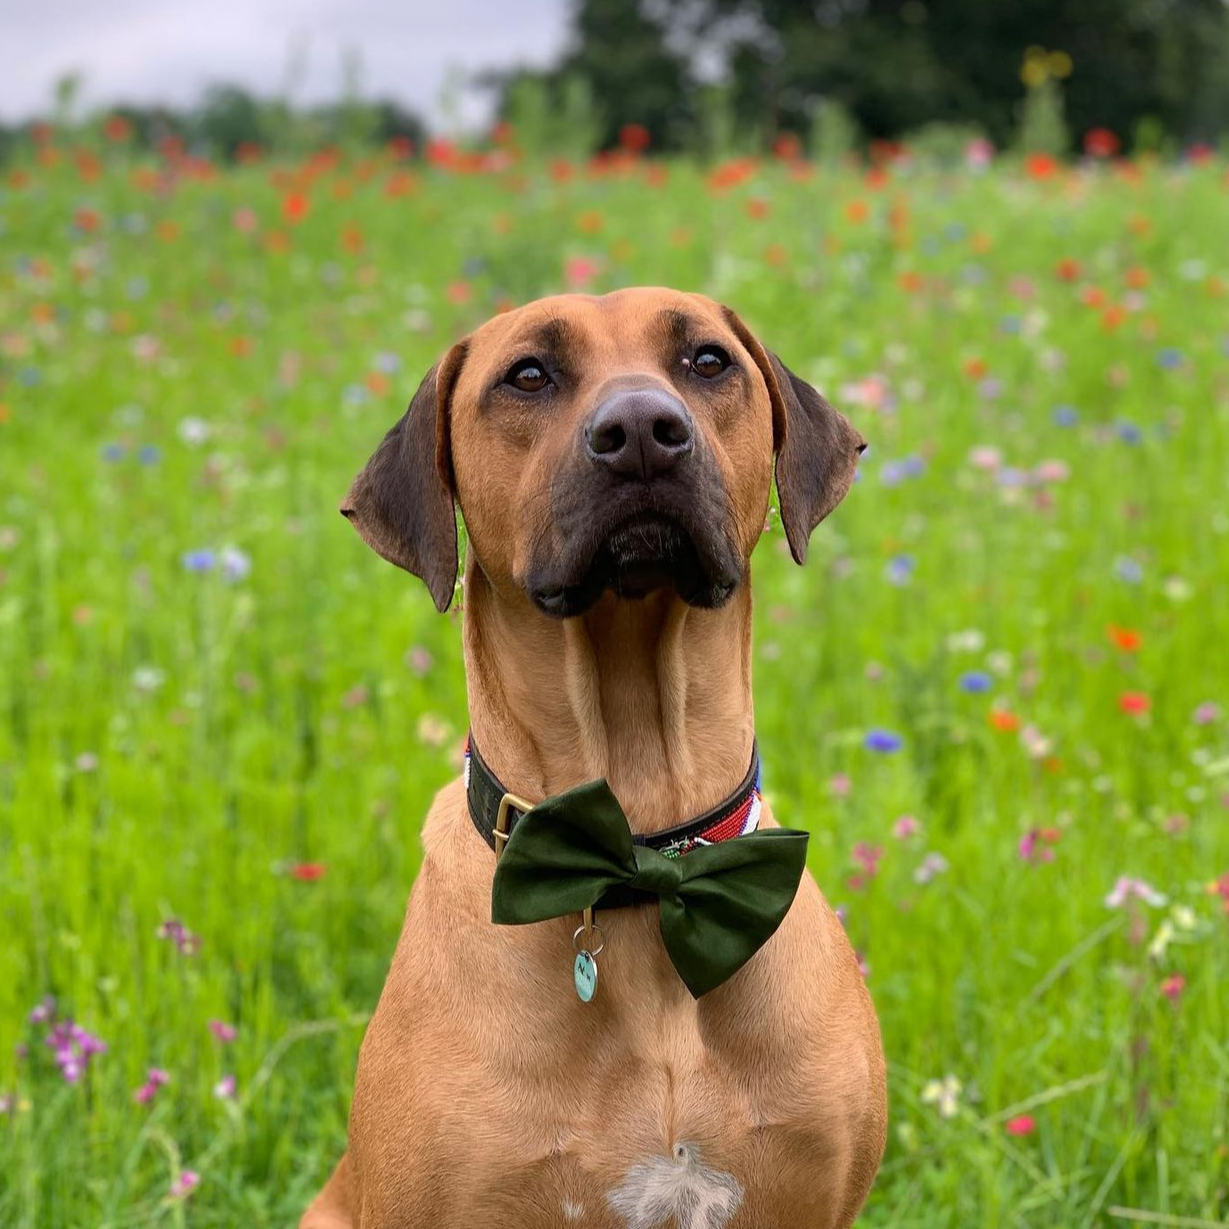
[572, 922, 605, 958]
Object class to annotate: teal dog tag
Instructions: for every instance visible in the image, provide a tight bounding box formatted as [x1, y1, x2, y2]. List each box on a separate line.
[574, 950, 598, 1002]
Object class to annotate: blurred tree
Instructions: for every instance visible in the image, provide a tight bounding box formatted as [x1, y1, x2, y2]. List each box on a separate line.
[494, 0, 695, 150]
[649, 0, 1229, 149]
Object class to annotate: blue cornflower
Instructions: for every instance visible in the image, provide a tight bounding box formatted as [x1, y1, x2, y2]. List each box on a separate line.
[1113, 556, 1144, 584]
[901, 455, 926, 477]
[880, 462, 904, 488]
[999, 315, 1022, 335]
[138, 445, 161, 466]
[102, 443, 126, 462]
[182, 549, 216, 573]
[959, 670, 993, 694]
[886, 554, 915, 585]
[865, 729, 903, 753]
[1116, 421, 1142, 444]
[1052, 405, 1079, 427]
[1156, 348, 1184, 370]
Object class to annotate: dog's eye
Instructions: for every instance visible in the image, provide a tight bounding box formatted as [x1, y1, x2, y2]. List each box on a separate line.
[691, 347, 730, 378]
[503, 359, 551, 393]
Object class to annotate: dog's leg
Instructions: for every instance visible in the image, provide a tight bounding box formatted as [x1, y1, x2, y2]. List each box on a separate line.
[300, 1152, 355, 1229]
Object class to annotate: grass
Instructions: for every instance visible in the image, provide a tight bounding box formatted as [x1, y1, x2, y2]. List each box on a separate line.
[0, 140, 1227, 1227]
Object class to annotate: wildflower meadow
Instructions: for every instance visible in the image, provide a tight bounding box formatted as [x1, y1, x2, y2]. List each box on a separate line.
[1, 132, 1228, 1227]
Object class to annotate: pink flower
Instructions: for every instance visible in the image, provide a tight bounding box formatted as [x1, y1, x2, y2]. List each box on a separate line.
[564, 256, 601, 290]
[214, 1073, 237, 1099]
[1004, 1114, 1036, 1137]
[1160, 974, 1185, 1002]
[852, 842, 884, 877]
[134, 1067, 170, 1103]
[968, 445, 1002, 471]
[893, 815, 921, 840]
[1194, 702, 1221, 725]
[169, 1170, 200, 1199]
[829, 773, 852, 799]
[1105, 876, 1167, 909]
[208, 1019, 237, 1044]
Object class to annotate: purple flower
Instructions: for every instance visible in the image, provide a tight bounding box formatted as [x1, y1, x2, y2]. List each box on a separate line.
[157, 918, 201, 956]
[181, 549, 216, 573]
[45, 1020, 106, 1083]
[959, 671, 993, 694]
[208, 1019, 237, 1044]
[1194, 701, 1221, 725]
[864, 729, 903, 753]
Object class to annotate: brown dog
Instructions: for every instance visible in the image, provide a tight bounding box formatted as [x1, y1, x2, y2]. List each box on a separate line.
[302, 288, 886, 1229]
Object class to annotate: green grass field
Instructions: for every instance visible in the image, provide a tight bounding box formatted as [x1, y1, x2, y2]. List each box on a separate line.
[1, 140, 1227, 1227]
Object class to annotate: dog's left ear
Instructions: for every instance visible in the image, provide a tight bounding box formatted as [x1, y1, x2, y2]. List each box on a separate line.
[723, 307, 867, 564]
[340, 342, 468, 611]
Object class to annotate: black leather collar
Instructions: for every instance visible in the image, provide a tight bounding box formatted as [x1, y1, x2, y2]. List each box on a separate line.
[466, 734, 762, 861]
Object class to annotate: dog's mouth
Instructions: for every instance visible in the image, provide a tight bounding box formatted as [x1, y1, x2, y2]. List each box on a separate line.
[530, 511, 740, 618]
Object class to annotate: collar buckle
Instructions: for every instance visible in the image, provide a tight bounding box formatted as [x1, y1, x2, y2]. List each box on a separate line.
[494, 791, 535, 861]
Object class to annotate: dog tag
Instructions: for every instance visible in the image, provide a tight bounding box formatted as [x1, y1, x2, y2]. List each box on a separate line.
[573, 950, 598, 1002]
[572, 914, 604, 1004]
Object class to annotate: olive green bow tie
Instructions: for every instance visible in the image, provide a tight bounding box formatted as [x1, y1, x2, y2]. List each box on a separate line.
[490, 779, 809, 998]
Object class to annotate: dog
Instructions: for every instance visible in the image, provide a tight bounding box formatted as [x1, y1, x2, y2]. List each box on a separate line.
[302, 287, 887, 1229]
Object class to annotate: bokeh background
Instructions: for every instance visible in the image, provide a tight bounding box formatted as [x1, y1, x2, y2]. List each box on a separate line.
[2, 2, 1228, 1227]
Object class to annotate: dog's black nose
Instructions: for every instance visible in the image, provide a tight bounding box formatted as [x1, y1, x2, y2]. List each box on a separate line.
[585, 388, 694, 480]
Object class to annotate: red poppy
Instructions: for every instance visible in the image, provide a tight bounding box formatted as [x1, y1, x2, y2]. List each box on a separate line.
[1119, 692, 1151, 715]
[282, 193, 310, 224]
[103, 115, 132, 142]
[289, 862, 326, 882]
[772, 132, 803, 161]
[989, 709, 1021, 733]
[1084, 128, 1121, 158]
[1107, 625, 1142, 652]
[1025, 153, 1059, 180]
[618, 123, 651, 154]
[1055, 257, 1081, 281]
[387, 135, 414, 161]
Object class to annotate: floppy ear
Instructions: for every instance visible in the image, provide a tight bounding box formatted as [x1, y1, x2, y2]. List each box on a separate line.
[722, 308, 866, 564]
[340, 343, 467, 611]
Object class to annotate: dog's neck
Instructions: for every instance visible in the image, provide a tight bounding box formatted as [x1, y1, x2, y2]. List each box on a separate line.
[462, 565, 756, 834]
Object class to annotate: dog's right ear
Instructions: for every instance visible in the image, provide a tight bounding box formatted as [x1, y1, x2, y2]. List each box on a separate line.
[341, 343, 467, 612]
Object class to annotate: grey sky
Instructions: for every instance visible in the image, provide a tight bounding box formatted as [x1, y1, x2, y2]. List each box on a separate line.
[0, 0, 571, 125]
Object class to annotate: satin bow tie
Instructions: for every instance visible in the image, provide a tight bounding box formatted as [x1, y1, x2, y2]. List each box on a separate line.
[490, 778, 809, 998]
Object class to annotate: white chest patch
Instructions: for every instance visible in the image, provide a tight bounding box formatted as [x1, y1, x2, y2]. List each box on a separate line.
[607, 1143, 744, 1229]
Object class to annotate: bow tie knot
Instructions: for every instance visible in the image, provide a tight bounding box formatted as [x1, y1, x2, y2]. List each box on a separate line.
[630, 847, 686, 897]
[490, 777, 809, 997]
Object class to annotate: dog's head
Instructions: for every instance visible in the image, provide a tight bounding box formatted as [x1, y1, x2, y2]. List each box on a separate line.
[342, 288, 865, 617]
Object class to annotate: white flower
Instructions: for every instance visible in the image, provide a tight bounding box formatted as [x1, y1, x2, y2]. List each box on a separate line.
[946, 629, 985, 654]
[178, 417, 211, 445]
[132, 665, 165, 693]
[921, 1074, 962, 1119]
[220, 547, 251, 583]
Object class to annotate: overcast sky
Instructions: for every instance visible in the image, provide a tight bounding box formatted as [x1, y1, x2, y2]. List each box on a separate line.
[0, 0, 572, 126]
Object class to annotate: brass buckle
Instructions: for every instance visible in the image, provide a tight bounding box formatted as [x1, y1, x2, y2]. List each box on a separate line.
[494, 791, 534, 861]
